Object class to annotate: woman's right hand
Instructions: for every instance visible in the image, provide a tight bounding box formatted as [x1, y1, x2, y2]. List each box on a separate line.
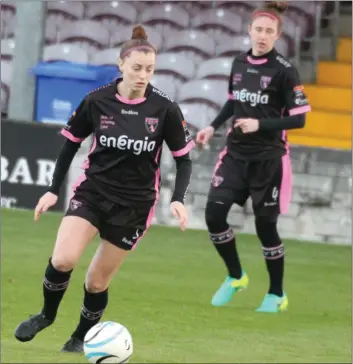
[196, 126, 215, 147]
[34, 192, 58, 222]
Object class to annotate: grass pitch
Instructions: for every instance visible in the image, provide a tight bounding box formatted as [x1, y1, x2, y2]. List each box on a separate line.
[1, 208, 351, 363]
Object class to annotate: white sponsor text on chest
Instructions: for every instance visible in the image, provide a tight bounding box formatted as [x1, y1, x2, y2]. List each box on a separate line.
[99, 135, 156, 155]
[232, 89, 269, 106]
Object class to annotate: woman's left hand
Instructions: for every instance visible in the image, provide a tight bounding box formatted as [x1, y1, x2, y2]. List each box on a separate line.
[234, 118, 259, 133]
[170, 201, 188, 231]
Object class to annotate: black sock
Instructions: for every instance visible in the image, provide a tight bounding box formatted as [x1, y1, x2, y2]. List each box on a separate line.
[72, 285, 108, 341]
[262, 244, 284, 296]
[209, 227, 243, 279]
[255, 218, 284, 297]
[42, 258, 72, 321]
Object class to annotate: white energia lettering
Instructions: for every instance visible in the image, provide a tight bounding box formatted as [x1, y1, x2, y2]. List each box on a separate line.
[99, 135, 156, 155]
[232, 89, 269, 107]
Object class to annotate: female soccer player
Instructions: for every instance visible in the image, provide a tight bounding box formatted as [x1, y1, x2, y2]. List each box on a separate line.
[15, 24, 195, 352]
[196, 1, 311, 313]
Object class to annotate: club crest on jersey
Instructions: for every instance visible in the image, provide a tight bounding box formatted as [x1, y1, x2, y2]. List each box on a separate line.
[212, 175, 224, 187]
[145, 117, 159, 133]
[260, 76, 272, 89]
[70, 199, 82, 211]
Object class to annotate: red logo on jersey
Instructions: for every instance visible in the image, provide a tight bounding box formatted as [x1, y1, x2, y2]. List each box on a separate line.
[145, 118, 159, 133]
[260, 76, 272, 89]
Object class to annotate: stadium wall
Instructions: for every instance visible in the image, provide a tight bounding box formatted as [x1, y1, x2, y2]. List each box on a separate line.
[1, 119, 67, 211]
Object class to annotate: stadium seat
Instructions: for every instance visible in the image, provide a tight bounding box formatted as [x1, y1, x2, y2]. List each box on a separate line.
[156, 52, 196, 82]
[0, 9, 16, 38]
[337, 37, 352, 63]
[281, 15, 302, 56]
[46, 1, 84, 42]
[90, 48, 120, 66]
[1, 38, 15, 61]
[139, 3, 190, 35]
[192, 8, 243, 44]
[44, 19, 60, 45]
[195, 57, 233, 80]
[46, 0, 84, 30]
[164, 30, 216, 63]
[0, 0, 16, 13]
[179, 102, 218, 130]
[0, 0, 16, 39]
[1, 60, 12, 113]
[289, 111, 351, 141]
[150, 74, 178, 101]
[0, 59, 12, 114]
[110, 25, 163, 51]
[0, 16, 4, 39]
[1, 84, 9, 114]
[47, 0, 84, 19]
[43, 43, 89, 64]
[59, 20, 110, 55]
[178, 1, 212, 16]
[304, 85, 352, 113]
[287, 1, 322, 38]
[317, 61, 352, 88]
[1, 60, 12, 88]
[178, 79, 228, 111]
[85, 1, 137, 33]
[290, 33, 352, 151]
[214, 0, 258, 13]
[216, 34, 251, 57]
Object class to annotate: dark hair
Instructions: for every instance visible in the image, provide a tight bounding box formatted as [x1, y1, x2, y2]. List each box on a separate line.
[120, 24, 157, 59]
[251, 1, 288, 31]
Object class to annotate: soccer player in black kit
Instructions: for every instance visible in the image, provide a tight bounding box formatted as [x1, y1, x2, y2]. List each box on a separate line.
[197, 1, 311, 313]
[14, 25, 195, 352]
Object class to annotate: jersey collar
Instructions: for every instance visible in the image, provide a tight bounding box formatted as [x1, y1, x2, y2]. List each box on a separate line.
[115, 78, 152, 105]
[246, 48, 277, 65]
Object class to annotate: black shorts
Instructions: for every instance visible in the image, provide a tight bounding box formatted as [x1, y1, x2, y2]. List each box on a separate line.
[65, 179, 155, 251]
[208, 149, 292, 217]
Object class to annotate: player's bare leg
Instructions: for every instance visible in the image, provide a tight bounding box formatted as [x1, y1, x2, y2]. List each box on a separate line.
[62, 240, 129, 353]
[14, 216, 97, 342]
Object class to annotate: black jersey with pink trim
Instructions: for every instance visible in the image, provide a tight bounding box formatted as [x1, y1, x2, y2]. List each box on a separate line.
[226, 48, 311, 160]
[61, 79, 195, 204]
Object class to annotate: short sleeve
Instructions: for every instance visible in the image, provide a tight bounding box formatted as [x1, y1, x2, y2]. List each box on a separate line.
[60, 98, 93, 143]
[282, 67, 311, 116]
[164, 103, 195, 157]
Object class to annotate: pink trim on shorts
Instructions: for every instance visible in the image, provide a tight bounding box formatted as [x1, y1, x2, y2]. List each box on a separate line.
[247, 56, 268, 65]
[279, 131, 292, 214]
[121, 46, 155, 59]
[132, 145, 163, 250]
[115, 93, 146, 104]
[289, 105, 311, 116]
[61, 129, 85, 143]
[171, 140, 195, 157]
[69, 136, 97, 199]
[213, 147, 228, 177]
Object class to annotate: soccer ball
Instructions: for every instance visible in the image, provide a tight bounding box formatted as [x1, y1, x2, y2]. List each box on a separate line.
[84, 321, 133, 363]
